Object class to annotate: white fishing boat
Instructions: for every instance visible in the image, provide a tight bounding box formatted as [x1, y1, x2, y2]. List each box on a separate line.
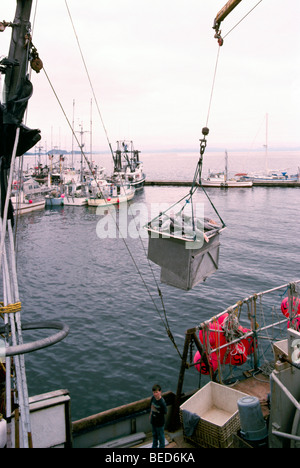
[62, 177, 89, 206]
[111, 140, 146, 191]
[11, 193, 45, 214]
[201, 151, 253, 187]
[63, 190, 88, 206]
[11, 177, 49, 214]
[88, 180, 135, 207]
[202, 172, 253, 187]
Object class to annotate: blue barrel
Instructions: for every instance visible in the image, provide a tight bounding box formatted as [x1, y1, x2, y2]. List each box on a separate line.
[238, 396, 268, 442]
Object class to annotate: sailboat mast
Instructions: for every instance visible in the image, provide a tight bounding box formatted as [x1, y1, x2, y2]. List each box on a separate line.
[72, 99, 75, 169]
[265, 113, 268, 174]
[90, 98, 93, 166]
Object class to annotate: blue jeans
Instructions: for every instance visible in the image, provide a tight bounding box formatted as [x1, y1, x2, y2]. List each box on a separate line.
[152, 425, 165, 448]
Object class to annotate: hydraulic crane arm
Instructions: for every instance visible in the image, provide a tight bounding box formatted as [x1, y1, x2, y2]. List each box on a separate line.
[213, 0, 242, 45]
[213, 0, 243, 31]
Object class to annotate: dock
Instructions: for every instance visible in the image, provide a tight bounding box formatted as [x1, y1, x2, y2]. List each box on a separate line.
[145, 180, 300, 187]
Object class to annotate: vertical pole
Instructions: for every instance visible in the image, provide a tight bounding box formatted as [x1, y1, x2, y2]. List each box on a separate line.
[90, 98, 93, 166]
[72, 100, 75, 169]
[169, 328, 194, 431]
[8, 221, 32, 447]
[1, 1, 33, 448]
[4, 0, 33, 104]
[250, 297, 259, 371]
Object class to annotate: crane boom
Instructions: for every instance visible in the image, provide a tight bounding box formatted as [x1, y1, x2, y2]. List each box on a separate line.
[213, 0, 242, 30]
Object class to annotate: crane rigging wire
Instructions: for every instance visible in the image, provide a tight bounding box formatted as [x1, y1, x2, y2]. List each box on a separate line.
[63, 2, 178, 346]
[223, 0, 263, 40]
[64, 0, 114, 159]
[207, 0, 264, 127]
[28, 1, 264, 358]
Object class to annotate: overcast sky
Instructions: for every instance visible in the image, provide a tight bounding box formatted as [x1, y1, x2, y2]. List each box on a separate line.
[1, 0, 300, 152]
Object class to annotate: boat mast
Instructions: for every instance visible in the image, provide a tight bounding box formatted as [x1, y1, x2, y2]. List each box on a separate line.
[225, 150, 228, 182]
[90, 98, 93, 166]
[264, 113, 268, 174]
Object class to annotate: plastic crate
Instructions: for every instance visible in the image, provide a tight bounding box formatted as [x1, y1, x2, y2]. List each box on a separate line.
[180, 382, 248, 448]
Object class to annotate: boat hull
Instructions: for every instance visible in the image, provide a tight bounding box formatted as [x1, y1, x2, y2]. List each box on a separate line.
[63, 196, 88, 206]
[130, 177, 146, 190]
[45, 196, 64, 207]
[88, 191, 135, 207]
[12, 199, 45, 214]
[201, 179, 253, 187]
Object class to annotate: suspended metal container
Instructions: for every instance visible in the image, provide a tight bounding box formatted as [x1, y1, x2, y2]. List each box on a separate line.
[146, 128, 225, 290]
[147, 230, 221, 291]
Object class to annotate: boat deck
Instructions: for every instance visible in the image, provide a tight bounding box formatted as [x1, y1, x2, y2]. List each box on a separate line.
[231, 371, 270, 418]
[133, 432, 195, 449]
[132, 372, 270, 449]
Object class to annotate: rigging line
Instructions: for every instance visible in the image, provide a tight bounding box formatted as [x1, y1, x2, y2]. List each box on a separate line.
[64, 0, 114, 158]
[42, 66, 104, 190]
[128, 213, 174, 335]
[223, 0, 263, 39]
[206, 46, 221, 128]
[109, 206, 181, 357]
[44, 60, 179, 352]
[46, 3, 179, 354]
[43, 65, 165, 321]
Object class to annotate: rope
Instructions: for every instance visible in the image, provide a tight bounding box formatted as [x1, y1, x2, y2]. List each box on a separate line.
[223, 0, 264, 40]
[206, 46, 221, 128]
[42, 66, 107, 199]
[64, 0, 114, 159]
[0, 302, 21, 315]
[38, 26, 181, 358]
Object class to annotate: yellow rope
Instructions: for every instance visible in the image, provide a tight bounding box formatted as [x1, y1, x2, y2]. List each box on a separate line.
[0, 301, 22, 315]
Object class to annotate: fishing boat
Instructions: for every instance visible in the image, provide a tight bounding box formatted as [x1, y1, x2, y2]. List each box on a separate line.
[88, 180, 135, 207]
[71, 280, 300, 449]
[11, 177, 50, 214]
[201, 151, 253, 187]
[111, 140, 146, 191]
[201, 172, 253, 187]
[63, 181, 88, 206]
[44, 192, 64, 207]
[11, 192, 45, 215]
[62, 154, 106, 207]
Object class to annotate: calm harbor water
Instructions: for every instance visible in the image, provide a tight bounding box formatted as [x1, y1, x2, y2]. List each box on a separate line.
[13, 150, 300, 421]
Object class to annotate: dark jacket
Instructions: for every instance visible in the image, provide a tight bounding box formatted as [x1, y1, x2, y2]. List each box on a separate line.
[150, 396, 167, 427]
